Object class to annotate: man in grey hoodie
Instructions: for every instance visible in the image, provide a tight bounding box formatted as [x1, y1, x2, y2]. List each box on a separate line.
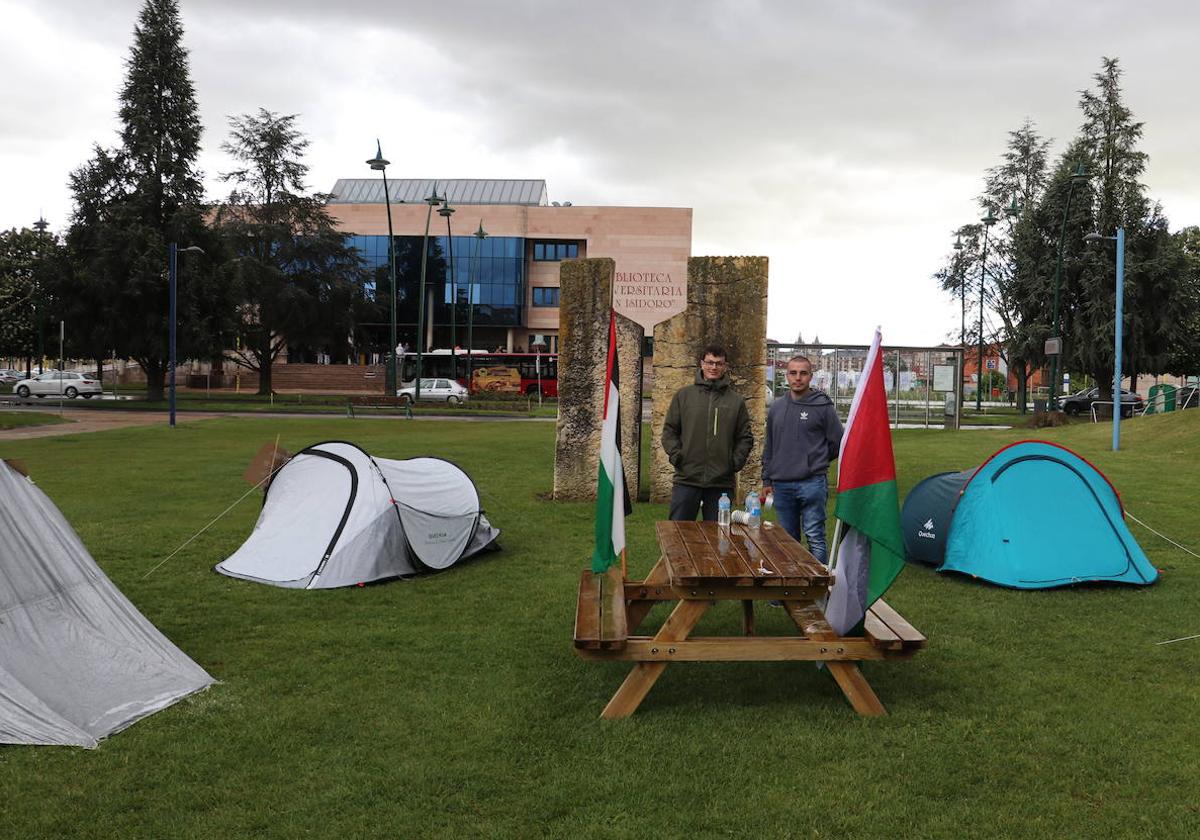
[661, 344, 754, 521]
[761, 355, 843, 563]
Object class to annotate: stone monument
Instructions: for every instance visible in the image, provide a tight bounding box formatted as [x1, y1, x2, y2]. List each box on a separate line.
[650, 256, 769, 504]
[553, 258, 643, 501]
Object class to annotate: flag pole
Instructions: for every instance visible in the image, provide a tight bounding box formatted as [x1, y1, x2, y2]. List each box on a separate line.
[609, 271, 627, 578]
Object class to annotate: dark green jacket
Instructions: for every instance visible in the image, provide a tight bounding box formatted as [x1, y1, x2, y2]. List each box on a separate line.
[661, 370, 754, 488]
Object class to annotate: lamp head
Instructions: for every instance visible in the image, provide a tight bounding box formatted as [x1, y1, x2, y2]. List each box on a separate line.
[1083, 232, 1105, 245]
[982, 209, 999, 227]
[1070, 162, 1089, 182]
[179, 245, 205, 255]
[1006, 196, 1021, 218]
[438, 199, 456, 218]
[366, 140, 389, 170]
[474, 220, 488, 240]
[953, 233, 963, 251]
[425, 182, 444, 206]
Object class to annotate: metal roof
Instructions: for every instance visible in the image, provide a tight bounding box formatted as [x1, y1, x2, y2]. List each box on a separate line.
[328, 179, 548, 206]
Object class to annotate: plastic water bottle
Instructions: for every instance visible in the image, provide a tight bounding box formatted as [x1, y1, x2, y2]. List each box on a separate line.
[717, 493, 732, 528]
[746, 491, 762, 528]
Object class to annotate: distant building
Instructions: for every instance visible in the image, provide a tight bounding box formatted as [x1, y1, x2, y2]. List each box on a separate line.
[326, 179, 692, 357]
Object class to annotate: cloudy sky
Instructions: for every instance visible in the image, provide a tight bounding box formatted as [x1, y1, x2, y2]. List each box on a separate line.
[4, 0, 1199, 345]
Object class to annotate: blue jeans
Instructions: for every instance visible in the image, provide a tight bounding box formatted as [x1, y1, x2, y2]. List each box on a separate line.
[772, 475, 829, 563]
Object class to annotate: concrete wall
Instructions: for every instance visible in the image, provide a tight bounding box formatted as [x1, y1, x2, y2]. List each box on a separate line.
[553, 258, 643, 501]
[650, 256, 769, 504]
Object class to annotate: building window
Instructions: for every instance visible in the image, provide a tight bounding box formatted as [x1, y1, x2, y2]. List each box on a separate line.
[532, 241, 580, 261]
[532, 286, 560, 307]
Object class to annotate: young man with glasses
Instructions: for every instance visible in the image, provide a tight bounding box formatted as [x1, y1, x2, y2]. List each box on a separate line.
[760, 355, 843, 562]
[661, 344, 754, 521]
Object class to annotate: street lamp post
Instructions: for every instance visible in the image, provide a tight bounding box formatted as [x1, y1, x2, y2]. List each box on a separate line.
[168, 243, 204, 428]
[366, 142, 398, 393]
[416, 182, 445, 402]
[1085, 228, 1126, 451]
[953, 232, 965, 412]
[975, 209, 999, 411]
[438, 198, 456, 380]
[32, 216, 49, 376]
[467, 220, 488, 389]
[1049, 163, 1089, 409]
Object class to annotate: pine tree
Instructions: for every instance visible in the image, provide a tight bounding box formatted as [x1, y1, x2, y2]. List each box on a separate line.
[934, 120, 1051, 411]
[66, 0, 228, 400]
[1165, 228, 1200, 376]
[214, 109, 369, 394]
[1065, 57, 1188, 397]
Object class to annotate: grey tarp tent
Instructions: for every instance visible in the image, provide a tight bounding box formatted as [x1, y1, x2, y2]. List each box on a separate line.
[0, 460, 214, 748]
[215, 441, 500, 588]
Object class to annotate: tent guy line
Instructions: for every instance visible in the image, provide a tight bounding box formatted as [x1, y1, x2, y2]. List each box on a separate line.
[1125, 511, 1200, 560]
[1154, 634, 1200, 646]
[142, 467, 280, 579]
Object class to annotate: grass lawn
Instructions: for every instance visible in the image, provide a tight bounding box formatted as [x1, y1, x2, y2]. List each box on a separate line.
[1, 412, 1198, 838]
[0, 410, 69, 430]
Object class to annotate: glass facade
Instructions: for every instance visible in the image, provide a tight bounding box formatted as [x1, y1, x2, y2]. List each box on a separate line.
[532, 241, 579, 261]
[532, 286, 560, 307]
[346, 234, 524, 331]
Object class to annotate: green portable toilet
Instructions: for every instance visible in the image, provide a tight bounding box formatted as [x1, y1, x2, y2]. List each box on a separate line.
[1145, 384, 1176, 414]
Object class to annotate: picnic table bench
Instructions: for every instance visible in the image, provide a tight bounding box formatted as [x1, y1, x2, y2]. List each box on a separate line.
[346, 395, 412, 419]
[573, 520, 926, 718]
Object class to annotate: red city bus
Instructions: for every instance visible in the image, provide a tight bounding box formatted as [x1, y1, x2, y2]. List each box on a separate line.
[401, 350, 558, 398]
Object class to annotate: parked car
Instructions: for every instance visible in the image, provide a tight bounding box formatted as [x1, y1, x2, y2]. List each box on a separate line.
[1058, 387, 1144, 417]
[0, 369, 26, 387]
[12, 371, 103, 399]
[396, 378, 469, 404]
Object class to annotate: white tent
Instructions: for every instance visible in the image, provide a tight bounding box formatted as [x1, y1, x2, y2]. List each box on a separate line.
[215, 441, 499, 588]
[0, 460, 214, 749]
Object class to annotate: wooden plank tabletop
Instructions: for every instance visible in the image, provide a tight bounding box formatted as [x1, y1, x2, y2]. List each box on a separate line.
[655, 521, 832, 588]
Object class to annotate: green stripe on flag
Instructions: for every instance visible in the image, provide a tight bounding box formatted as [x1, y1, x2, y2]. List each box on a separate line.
[592, 468, 618, 573]
[835, 478, 904, 603]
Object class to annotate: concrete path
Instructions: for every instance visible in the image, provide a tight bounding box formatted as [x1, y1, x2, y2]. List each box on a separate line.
[0, 405, 556, 440]
[0, 408, 225, 440]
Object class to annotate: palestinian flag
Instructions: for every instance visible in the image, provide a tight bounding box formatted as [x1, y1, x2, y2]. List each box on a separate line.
[824, 327, 905, 636]
[591, 310, 632, 573]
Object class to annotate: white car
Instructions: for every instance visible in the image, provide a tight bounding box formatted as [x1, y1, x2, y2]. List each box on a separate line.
[397, 378, 469, 404]
[13, 371, 103, 399]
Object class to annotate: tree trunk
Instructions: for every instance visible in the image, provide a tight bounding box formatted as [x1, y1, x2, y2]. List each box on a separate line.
[1014, 360, 1028, 413]
[256, 335, 273, 395]
[1095, 367, 1112, 402]
[142, 358, 165, 401]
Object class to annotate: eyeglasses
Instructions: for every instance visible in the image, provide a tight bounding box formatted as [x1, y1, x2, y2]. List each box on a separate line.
[700, 360, 726, 368]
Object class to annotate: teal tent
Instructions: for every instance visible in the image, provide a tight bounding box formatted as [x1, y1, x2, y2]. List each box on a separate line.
[900, 441, 1157, 589]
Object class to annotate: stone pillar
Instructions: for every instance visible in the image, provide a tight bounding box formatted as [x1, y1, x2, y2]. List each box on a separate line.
[650, 256, 769, 504]
[553, 258, 644, 501]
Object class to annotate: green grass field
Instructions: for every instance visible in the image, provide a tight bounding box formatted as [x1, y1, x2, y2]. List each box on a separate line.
[1, 412, 1198, 838]
[0, 411, 68, 430]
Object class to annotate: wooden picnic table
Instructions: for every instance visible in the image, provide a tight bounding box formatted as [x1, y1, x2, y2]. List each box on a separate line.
[574, 520, 925, 718]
